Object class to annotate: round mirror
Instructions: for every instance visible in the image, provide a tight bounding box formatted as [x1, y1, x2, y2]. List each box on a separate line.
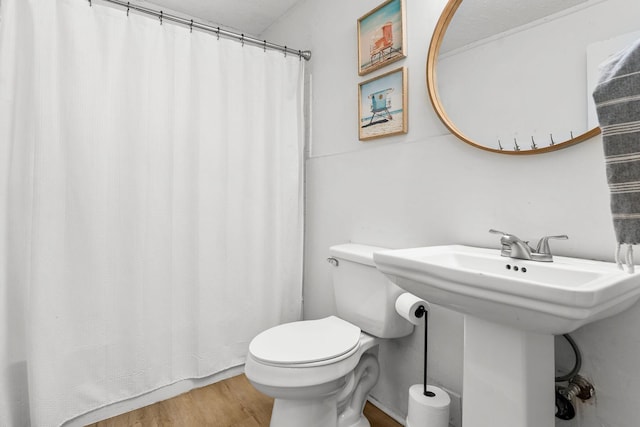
[427, 0, 608, 154]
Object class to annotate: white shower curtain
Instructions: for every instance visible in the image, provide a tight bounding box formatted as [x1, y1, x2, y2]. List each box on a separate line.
[0, 0, 304, 426]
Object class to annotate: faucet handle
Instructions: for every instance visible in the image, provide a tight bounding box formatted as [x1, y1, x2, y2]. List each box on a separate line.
[489, 229, 510, 247]
[535, 235, 568, 254]
[489, 229, 522, 244]
[489, 229, 528, 256]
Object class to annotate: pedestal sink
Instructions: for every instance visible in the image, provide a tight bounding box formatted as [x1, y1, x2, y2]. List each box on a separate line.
[373, 245, 640, 427]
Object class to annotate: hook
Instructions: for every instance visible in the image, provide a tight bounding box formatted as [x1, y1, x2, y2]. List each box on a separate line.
[126, 2, 130, 16]
[88, 0, 92, 6]
[550, 133, 556, 146]
[241, 34, 244, 47]
[263, 40, 267, 53]
[498, 139, 504, 150]
[284, 46, 287, 57]
[159, 10, 163, 25]
[298, 50, 302, 61]
[190, 20, 193, 33]
[513, 138, 521, 151]
[217, 27, 220, 40]
[570, 130, 574, 139]
[531, 136, 538, 149]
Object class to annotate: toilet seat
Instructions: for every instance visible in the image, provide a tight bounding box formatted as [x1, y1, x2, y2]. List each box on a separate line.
[249, 316, 361, 367]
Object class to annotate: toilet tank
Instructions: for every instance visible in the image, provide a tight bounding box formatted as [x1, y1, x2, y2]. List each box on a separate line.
[329, 243, 414, 339]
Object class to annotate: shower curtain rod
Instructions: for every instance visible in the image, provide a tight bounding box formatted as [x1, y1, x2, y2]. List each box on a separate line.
[90, 0, 312, 61]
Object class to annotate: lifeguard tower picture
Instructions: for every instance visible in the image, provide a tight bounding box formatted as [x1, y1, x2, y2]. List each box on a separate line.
[365, 88, 394, 126]
[369, 22, 394, 66]
[358, 68, 407, 140]
[358, 0, 406, 75]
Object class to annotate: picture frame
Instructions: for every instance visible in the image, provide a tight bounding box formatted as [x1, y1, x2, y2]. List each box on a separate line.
[358, 67, 407, 141]
[357, 0, 407, 76]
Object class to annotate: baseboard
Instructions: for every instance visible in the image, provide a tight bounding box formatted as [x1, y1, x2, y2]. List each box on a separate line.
[367, 396, 407, 425]
[63, 364, 245, 426]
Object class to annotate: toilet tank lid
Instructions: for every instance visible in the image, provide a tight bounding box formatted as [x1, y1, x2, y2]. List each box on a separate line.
[329, 243, 389, 267]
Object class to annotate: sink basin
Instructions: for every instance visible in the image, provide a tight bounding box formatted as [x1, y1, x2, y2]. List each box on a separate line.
[374, 245, 640, 334]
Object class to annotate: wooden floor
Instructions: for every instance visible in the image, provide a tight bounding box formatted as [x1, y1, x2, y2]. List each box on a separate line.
[87, 374, 402, 427]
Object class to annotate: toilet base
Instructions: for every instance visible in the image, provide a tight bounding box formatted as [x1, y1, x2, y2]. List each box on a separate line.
[337, 353, 378, 427]
[268, 387, 373, 427]
[265, 352, 380, 427]
[271, 395, 340, 427]
[341, 414, 371, 427]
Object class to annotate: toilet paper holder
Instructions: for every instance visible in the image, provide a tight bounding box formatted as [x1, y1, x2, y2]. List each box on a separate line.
[413, 304, 436, 398]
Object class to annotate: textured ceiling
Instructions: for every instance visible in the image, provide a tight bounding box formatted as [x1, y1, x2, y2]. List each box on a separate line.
[441, 0, 590, 53]
[141, 0, 591, 47]
[144, 0, 301, 35]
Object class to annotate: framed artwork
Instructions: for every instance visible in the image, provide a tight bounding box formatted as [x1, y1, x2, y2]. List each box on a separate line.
[358, 67, 407, 141]
[357, 0, 407, 76]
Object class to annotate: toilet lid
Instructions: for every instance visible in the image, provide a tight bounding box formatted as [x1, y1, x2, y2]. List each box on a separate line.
[249, 316, 361, 366]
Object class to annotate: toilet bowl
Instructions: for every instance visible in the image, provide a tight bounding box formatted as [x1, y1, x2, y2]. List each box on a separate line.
[245, 317, 380, 427]
[245, 244, 415, 427]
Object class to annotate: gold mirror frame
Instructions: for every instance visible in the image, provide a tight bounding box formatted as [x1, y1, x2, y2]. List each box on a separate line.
[426, 0, 601, 155]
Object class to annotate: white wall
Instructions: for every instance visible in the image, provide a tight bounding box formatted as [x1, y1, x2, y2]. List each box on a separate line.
[264, 0, 640, 426]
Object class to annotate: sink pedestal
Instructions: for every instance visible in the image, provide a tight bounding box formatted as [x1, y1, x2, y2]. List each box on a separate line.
[463, 316, 555, 427]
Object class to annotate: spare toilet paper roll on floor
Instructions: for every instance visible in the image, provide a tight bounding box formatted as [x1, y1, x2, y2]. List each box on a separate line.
[406, 384, 450, 427]
[395, 292, 430, 325]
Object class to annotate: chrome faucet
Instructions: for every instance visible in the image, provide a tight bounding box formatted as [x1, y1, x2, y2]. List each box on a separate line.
[489, 229, 568, 262]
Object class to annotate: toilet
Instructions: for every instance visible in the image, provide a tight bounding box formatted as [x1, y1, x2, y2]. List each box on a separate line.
[244, 243, 415, 427]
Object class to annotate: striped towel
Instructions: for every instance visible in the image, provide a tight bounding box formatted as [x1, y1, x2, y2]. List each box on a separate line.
[593, 38, 640, 273]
